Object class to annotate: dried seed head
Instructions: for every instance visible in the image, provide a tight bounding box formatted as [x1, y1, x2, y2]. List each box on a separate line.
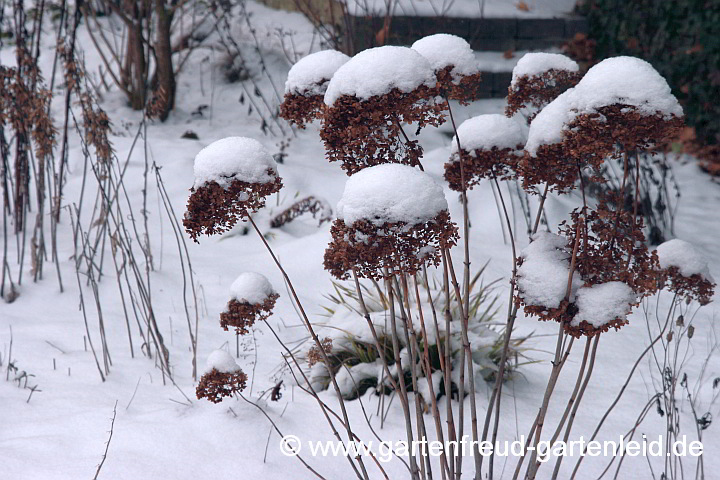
[308, 338, 333, 367]
[655, 239, 715, 305]
[183, 137, 282, 241]
[506, 52, 580, 121]
[444, 114, 525, 191]
[196, 368, 248, 403]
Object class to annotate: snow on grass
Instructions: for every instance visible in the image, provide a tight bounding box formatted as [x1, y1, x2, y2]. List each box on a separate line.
[452, 114, 526, 154]
[324, 46, 435, 106]
[517, 232, 583, 308]
[411, 33, 480, 78]
[336, 164, 448, 226]
[192, 137, 278, 189]
[656, 238, 714, 281]
[284, 50, 350, 96]
[571, 282, 637, 329]
[510, 52, 578, 86]
[229, 272, 276, 304]
[204, 349, 242, 374]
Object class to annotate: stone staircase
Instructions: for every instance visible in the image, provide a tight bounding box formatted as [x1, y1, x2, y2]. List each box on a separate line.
[349, 15, 587, 98]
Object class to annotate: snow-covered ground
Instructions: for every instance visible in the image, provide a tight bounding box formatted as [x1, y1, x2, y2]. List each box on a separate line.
[2, 3, 718, 479]
[347, 0, 579, 18]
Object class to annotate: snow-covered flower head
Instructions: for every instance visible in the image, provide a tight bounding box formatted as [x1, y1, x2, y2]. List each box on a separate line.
[561, 56, 684, 157]
[506, 52, 581, 122]
[444, 114, 526, 191]
[196, 349, 248, 403]
[279, 50, 350, 127]
[183, 137, 283, 241]
[411, 34, 483, 102]
[324, 164, 458, 279]
[656, 239, 715, 305]
[220, 272, 279, 334]
[320, 46, 446, 175]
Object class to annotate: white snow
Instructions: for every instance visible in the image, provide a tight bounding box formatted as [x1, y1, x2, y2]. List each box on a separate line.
[284, 50, 350, 96]
[204, 349, 242, 374]
[192, 137, 278, 189]
[451, 114, 526, 155]
[510, 52, 579, 87]
[569, 56, 683, 118]
[336, 164, 448, 226]
[656, 239, 714, 281]
[571, 282, 637, 328]
[335, 362, 383, 398]
[324, 46, 435, 106]
[525, 89, 573, 156]
[517, 232, 583, 309]
[229, 272, 276, 305]
[411, 34, 480, 78]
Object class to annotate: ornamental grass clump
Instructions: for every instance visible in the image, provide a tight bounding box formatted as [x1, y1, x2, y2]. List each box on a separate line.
[220, 272, 279, 335]
[656, 239, 716, 305]
[183, 137, 282, 241]
[320, 46, 446, 175]
[196, 349, 248, 404]
[323, 164, 458, 280]
[505, 52, 581, 121]
[411, 34, 484, 103]
[444, 114, 526, 191]
[279, 50, 349, 127]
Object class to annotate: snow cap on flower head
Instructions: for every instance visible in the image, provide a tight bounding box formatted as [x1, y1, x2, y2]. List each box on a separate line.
[220, 272, 279, 335]
[656, 239, 715, 305]
[196, 349, 248, 403]
[280, 50, 350, 127]
[324, 164, 458, 280]
[183, 137, 283, 241]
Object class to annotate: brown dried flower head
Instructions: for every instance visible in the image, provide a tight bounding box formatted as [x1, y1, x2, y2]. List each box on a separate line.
[411, 34, 484, 103]
[506, 69, 581, 121]
[444, 114, 525, 191]
[655, 239, 716, 305]
[321, 46, 445, 175]
[220, 272, 279, 334]
[279, 50, 350, 128]
[183, 137, 282, 241]
[196, 368, 248, 403]
[323, 164, 458, 280]
[308, 337, 333, 367]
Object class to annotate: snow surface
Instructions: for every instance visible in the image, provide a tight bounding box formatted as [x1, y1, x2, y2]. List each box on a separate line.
[345, 0, 578, 18]
[192, 137, 278, 189]
[336, 164, 448, 226]
[324, 46, 435, 106]
[229, 272, 276, 305]
[510, 52, 578, 87]
[284, 50, 350, 96]
[656, 239, 714, 281]
[204, 349, 243, 374]
[452, 114, 526, 155]
[516, 232, 583, 308]
[411, 34, 480, 78]
[571, 282, 637, 328]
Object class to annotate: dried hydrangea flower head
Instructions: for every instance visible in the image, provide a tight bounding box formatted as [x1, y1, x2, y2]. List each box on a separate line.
[561, 56, 684, 159]
[506, 52, 581, 122]
[220, 272, 279, 334]
[520, 90, 585, 193]
[567, 281, 638, 337]
[444, 114, 526, 191]
[279, 50, 350, 128]
[183, 137, 283, 241]
[324, 164, 458, 280]
[411, 34, 483, 103]
[196, 349, 248, 403]
[320, 46, 445, 175]
[656, 239, 715, 305]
